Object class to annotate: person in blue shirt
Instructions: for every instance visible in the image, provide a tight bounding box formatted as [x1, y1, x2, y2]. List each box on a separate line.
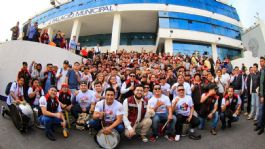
[28, 22, 38, 41]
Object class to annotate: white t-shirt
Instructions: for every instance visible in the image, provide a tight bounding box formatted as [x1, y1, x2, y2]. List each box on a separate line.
[56, 68, 68, 90]
[221, 73, 230, 85]
[148, 94, 171, 114]
[172, 96, 193, 116]
[81, 73, 93, 84]
[28, 87, 44, 106]
[95, 100, 124, 123]
[161, 83, 170, 95]
[75, 90, 96, 109]
[6, 82, 24, 105]
[39, 96, 62, 113]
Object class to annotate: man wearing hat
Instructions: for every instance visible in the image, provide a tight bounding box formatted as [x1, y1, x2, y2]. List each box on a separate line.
[198, 83, 220, 135]
[56, 60, 69, 90]
[39, 86, 69, 141]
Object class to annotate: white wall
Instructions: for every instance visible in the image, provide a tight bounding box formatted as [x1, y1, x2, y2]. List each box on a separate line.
[157, 28, 243, 49]
[0, 40, 82, 96]
[231, 51, 259, 68]
[242, 21, 265, 57]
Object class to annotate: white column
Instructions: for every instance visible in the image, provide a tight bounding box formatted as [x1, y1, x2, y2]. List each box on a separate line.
[70, 19, 82, 42]
[212, 43, 218, 62]
[110, 13, 121, 53]
[164, 39, 173, 55]
[47, 27, 54, 42]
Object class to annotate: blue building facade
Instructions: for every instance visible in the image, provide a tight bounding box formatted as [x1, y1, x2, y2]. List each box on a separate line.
[32, 0, 243, 60]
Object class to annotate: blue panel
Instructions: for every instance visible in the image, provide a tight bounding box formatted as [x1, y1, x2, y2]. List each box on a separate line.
[32, 0, 240, 24]
[173, 42, 212, 56]
[159, 12, 241, 40]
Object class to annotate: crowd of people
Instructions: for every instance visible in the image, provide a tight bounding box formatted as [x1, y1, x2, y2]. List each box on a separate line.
[1, 50, 265, 145]
[11, 20, 83, 54]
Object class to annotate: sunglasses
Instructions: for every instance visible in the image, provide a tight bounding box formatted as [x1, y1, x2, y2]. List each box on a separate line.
[130, 75, 136, 77]
[144, 86, 150, 89]
[154, 88, 161, 90]
[178, 89, 184, 92]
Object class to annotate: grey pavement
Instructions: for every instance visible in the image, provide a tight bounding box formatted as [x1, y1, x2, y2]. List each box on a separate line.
[0, 101, 264, 149]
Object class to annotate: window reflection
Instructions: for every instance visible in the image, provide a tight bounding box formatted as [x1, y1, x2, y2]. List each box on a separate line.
[173, 42, 212, 56]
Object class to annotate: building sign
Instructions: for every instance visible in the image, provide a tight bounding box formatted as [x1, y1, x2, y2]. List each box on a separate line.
[43, 5, 113, 26]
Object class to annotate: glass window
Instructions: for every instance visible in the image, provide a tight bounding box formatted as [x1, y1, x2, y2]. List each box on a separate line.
[217, 46, 242, 60]
[173, 42, 212, 56]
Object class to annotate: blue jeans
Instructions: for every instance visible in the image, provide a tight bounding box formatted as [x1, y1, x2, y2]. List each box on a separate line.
[39, 115, 62, 135]
[89, 119, 124, 134]
[257, 103, 265, 128]
[152, 113, 176, 136]
[220, 112, 239, 128]
[198, 112, 219, 129]
[250, 93, 260, 119]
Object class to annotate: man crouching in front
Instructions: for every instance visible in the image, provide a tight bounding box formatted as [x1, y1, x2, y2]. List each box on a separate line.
[39, 86, 68, 141]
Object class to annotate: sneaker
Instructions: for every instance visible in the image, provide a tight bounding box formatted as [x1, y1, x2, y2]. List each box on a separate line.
[149, 135, 157, 142]
[175, 135, 180, 142]
[210, 129, 217, 135]
[164, 135, 175, 141]
[141, 136, 148, 143]
[247, 116, 252, 120]
[258, 129, 264, 135]
[36, 124, 45, 129]
[244, 112, 248, 116]
[1, 106, 5, 117]
[254, 118, 258, 121]
[254, 126, 261, 131]
[46, 133, 56, 141]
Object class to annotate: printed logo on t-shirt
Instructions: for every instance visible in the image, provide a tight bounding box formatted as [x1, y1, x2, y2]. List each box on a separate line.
[180, 103, 189, 111]
[105, 109, 115, 122]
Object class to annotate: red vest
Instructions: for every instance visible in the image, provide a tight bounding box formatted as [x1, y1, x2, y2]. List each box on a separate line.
[127, 96, 148, 127]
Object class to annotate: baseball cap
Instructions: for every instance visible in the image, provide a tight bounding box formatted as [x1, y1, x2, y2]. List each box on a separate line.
[63, 60, 69, 65]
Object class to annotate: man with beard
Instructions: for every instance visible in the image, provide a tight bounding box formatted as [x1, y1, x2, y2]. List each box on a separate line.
[123, 85, 152, 142]
[220, 87, 241, 130]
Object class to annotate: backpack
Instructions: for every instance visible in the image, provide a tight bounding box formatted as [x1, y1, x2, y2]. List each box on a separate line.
[5, 82, 17, 95]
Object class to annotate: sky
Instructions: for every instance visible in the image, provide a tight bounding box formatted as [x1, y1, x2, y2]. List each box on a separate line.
[0, 0, 264, 41]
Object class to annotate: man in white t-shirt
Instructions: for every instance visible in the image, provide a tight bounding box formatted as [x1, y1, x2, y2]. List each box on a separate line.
[38, 86, 68, 141]
[71, 81, 96, 120]
[56, 60, 69, 90]
[172, 85, 201, 141]
[148, 84, 176, 142]
[89, 88, 124, 134]
[2, 77, 25, 118]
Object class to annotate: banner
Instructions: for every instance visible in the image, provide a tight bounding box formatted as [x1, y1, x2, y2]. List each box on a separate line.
[43, 5, 113, 26]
